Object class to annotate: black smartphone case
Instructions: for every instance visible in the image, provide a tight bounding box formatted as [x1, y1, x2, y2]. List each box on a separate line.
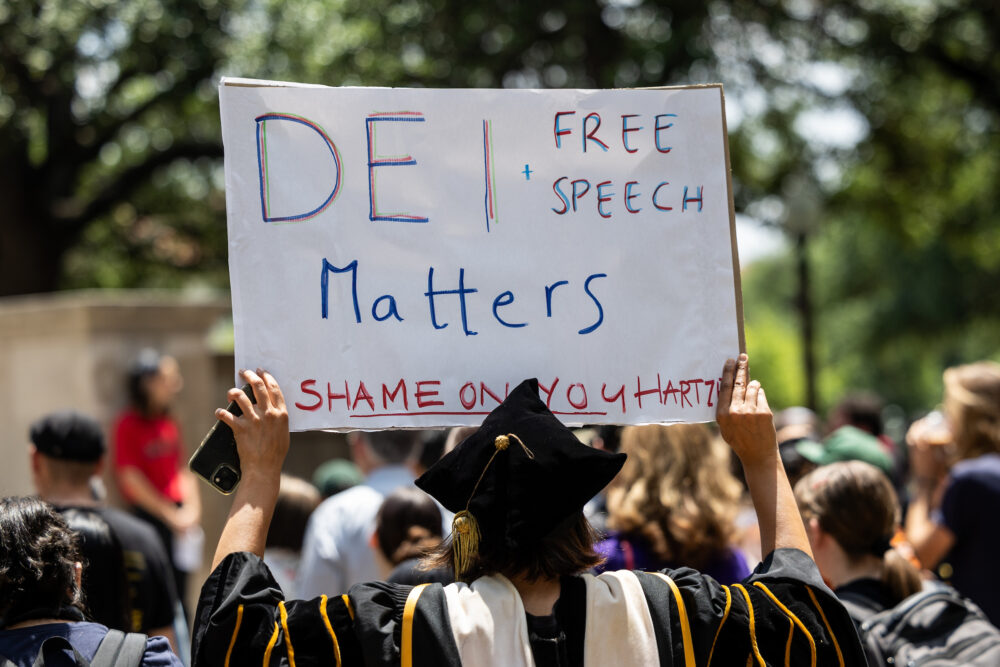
[189, 384, 256, 494]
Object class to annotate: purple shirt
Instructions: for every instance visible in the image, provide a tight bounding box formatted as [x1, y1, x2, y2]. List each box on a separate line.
[0, 622, 180, 667]
[594, 532, 751, 583]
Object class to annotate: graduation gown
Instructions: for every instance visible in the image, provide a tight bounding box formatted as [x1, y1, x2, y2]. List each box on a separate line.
[192, 548, 866, 666]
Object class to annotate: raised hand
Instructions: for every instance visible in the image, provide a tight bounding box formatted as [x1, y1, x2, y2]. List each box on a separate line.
[216, 369, 290, 484]
[716, 354, 777, 467]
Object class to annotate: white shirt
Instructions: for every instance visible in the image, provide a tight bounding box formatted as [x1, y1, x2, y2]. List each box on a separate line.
[297, 464, 415, 595]
[263, 547, 302, 599]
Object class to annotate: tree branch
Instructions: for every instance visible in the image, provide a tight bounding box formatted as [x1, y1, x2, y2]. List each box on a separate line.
[921, 43, 1000, 114]
[74, 63, 216, 170]
[54, 141, 223, 234]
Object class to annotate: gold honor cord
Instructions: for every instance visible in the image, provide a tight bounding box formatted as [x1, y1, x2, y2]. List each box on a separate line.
[732, 584, 765, 667]
[262, 621, 280, 667]
[278, 601, 297, 667]
[402, 584, 430, 667]
[706, 585, 732, 667]
[806, 587, 845, 667]
[224, 604, 244, 667]
[753, 582, 816, 667]
[318, 596, 342, 667]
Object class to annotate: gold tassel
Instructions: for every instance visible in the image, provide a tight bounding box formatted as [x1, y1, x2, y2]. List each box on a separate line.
[449, 433, 531, 580]
[451, 509, 481, 580]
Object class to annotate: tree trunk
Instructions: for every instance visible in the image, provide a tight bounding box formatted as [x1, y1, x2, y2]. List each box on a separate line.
[0, 175, 65, 296]
[795, 231, 817, 411]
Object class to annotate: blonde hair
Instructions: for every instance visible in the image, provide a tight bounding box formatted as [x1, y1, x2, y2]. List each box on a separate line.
[944, 362, 1000, 460]
[606, 424, 742, 569]
[795, 461, 921, 605]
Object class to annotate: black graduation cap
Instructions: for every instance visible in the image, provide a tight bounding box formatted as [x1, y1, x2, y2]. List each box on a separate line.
[416, 378, 626, 577]
[30, 411, 106, 463]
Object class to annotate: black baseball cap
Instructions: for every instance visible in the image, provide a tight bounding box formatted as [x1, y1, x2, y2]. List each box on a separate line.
[30, 411, 106, 463]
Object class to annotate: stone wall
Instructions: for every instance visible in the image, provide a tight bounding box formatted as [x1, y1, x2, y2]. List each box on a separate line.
[0, 290, 348, 612]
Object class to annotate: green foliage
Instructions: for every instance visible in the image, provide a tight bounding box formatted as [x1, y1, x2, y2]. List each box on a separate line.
[2, 0, 998, 413]
[0, 0, 234, 294]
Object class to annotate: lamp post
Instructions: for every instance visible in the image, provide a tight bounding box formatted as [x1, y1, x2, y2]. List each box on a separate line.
[781, 174, 822, 412]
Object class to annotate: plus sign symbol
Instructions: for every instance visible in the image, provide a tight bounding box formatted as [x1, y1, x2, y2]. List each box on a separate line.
[522, 164, 533, 181]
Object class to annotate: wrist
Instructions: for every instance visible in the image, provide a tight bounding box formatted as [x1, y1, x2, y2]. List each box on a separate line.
[739, 447, 780, 473]
[235, 469, 281, 504]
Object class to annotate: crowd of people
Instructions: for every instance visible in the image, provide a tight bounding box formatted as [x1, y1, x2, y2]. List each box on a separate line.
[1, 353, 999, 666]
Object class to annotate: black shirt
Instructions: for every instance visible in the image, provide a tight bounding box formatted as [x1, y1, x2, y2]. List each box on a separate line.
[55, 505, 178, 633]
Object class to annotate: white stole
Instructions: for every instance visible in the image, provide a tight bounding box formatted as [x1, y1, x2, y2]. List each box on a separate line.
[442, 574, 536, 667]
[582, 571, 659, 665]
[442, 570, 657, 667]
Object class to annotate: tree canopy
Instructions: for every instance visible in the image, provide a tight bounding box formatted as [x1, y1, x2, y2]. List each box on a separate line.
[2, 0, 996, 412]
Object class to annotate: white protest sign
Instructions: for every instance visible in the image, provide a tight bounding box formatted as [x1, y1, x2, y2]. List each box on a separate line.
[220, 78, 743, 431]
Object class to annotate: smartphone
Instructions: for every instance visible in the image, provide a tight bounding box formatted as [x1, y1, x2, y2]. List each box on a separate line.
[189, 383, 256, 494]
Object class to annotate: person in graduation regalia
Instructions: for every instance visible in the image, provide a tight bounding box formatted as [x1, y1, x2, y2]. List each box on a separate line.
[192, 356, 866, 666]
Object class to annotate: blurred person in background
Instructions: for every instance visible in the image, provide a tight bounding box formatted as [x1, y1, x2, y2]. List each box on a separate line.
[773, 406, 822, 487]
[114, 349, 202, 616]
[0, 496, 181, 666]
[297, 430, 422, 594]
[905, 361, 1000, 625]
[828, 393, 891, 448]
[595, 423, 750, 583]
[796, 460, 1000, 665]
[828, 392, 904, 482]
[311, 458, 364, 499]
[263, 474, 321, 599]
[413, 430, 448, 476]
[29, 411, 178, 647]
[59, 508, 132, 633]
[796, 420, 894, 478]
[373, 487, 452, 585]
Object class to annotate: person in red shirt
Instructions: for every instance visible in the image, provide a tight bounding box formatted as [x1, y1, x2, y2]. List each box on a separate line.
[114, 349, 201, 617]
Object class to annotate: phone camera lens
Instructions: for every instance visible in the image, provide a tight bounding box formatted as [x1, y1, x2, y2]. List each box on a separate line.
[213, 465, 240, 492]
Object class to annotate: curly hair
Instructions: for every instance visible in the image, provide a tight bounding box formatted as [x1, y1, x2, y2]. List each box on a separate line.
[0, 497, 84, 624]
[944, 361, 1000, 459]
[605, 424, 743, 569]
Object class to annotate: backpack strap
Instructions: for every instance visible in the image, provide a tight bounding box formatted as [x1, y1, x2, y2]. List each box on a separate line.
[835, 588, 881, 625]
[91, 630, 147, 667]
[26, 636, 91, 667]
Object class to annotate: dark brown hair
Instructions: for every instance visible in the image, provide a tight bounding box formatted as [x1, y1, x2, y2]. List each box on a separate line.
[422, 511, 604, 583]
[0, 497, 84, 625]
[795, 461, 921, 605]
[375, 488, 443, 565]
[266, 475, 321, 551]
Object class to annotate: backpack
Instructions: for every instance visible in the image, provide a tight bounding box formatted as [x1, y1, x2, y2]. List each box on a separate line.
[0, 629, 147, 667]
[841, 584, 1000, 667]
